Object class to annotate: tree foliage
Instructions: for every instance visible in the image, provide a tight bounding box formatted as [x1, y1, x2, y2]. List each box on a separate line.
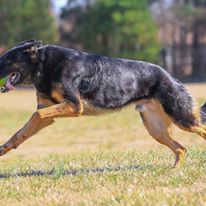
[0, 0, 57, 48]
[152, 0, 206, 80]
[61, 0, 161, 63]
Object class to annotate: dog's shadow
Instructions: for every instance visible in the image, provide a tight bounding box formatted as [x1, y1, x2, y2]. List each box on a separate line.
[0, 164, 159, 179]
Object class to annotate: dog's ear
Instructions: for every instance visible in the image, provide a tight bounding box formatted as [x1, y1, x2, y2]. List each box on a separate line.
[18, 40, 43, 62]
[17, 40, 42, 51]
[17, 39, 35, 46]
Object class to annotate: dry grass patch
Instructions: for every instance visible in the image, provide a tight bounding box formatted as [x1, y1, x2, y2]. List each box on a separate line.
[0, 84, 205, 205]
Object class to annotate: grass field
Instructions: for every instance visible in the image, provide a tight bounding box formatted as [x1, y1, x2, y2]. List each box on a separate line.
[0, 84, 205, 206]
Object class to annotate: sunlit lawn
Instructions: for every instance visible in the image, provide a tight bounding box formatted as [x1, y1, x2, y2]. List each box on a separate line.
[0, 84, 205, 206]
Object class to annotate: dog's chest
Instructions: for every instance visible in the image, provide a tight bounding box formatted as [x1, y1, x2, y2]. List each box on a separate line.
[81, 100, 117, 116]
[50, 83, 65, 103]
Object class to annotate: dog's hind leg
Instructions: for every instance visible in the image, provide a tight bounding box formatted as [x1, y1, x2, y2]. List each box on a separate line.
[136, 99, 187, 168]
[155, 76, 206, 142]
[176, 122, 206, 142]
[0, 102, 83, 156]
[192, 125, 206, 140]
[166, 101, 206, 142]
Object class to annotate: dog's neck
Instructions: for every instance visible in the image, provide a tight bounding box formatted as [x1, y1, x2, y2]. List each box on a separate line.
[21, 73, 34, 86]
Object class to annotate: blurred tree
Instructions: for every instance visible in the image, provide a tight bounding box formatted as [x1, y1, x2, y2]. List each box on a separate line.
[152, 0, 206, 81]
[60, 0, 161, 63]
[190, 0, 206, 79]
[0, 0, 57, 48]
[170, 0, 206, 80]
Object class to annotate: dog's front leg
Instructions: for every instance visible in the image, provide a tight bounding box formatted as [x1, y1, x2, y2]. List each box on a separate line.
[0, 102, 83, 156]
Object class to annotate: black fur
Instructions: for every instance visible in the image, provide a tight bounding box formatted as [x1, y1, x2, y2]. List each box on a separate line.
[0, 40, 204, 128]
[201, 103, 206, 123]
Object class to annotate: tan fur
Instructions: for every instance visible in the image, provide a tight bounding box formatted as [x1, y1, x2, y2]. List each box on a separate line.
[175, 101, 201, 132]
[0, 94, 205, 168]
[0, 102, 82, 156]
[25, 46, 38, 62]
[37, 92, 55, 108]
[51, 83, 65, 103]
[137, 99, 187, 167]
[170, 100, 206, 142]
[188, 125, 206, 141]
[82, 100, 120, 116]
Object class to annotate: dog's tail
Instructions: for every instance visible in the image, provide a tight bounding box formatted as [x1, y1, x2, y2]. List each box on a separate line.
[151, 67, 206, 141]
[154, 69, 205, 128]
[200, 102, 206, 124]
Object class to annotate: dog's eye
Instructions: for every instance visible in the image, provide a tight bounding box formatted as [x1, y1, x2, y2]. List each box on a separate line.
[3, 56, 10, 64]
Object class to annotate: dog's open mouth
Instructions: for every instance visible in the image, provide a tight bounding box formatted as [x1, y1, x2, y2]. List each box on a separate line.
[1, 72, 21, 93]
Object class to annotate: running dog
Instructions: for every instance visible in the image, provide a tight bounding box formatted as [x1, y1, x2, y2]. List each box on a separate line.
[0, 39, 205, 167]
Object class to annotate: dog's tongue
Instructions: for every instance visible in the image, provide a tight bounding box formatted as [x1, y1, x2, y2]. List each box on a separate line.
[5, 80, 15, 90]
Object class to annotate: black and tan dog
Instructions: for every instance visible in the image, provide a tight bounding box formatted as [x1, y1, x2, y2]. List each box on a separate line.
[0, 39, 205, 167]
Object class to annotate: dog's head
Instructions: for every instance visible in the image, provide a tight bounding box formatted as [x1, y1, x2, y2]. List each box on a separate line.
[0, 39, 42, 92]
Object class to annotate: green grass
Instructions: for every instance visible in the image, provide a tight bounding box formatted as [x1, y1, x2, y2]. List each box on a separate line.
[0, 150, 205, 206]
[0, 93, 205, 205]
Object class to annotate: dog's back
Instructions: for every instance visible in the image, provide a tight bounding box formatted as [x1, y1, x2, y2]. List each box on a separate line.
[38, 45, 201, 130]
[0, 41, 205, 167]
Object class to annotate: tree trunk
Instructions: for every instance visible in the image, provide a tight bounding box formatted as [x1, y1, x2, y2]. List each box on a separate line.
[191, 23, 206, 80]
